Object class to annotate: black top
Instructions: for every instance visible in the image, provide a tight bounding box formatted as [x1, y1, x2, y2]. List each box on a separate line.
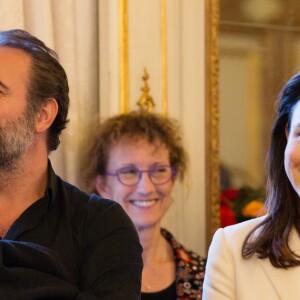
[141, 281, 177, 300]
[0, 161, 143, 299]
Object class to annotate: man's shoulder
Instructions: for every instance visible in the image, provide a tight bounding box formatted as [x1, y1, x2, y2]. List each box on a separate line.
[57, 177, 122, 217]
[48, 161, 116, 210]
[58, 179, 137, 243]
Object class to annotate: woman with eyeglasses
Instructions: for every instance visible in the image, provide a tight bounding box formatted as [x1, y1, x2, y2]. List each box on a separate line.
[83, 111, 206, 300]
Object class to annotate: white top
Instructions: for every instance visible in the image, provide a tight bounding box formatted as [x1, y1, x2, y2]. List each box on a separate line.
[203, 217, 300, 300]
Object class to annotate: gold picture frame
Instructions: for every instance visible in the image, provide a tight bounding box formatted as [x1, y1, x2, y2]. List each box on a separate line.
[205, 0, 220, 248]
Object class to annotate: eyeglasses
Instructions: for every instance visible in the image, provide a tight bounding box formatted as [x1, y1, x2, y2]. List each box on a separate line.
[106, 165, 176, 186]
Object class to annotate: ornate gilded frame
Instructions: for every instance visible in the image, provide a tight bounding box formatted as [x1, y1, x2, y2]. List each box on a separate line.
[118, 0, 168, 114]
[205, 0, 220, 247]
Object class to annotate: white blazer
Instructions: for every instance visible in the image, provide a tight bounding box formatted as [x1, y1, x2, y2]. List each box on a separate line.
[203, 217, 300, 300]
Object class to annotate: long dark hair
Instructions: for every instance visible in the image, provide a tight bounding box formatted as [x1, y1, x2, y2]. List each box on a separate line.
[242, 72, 300, 268]
[0, 29, 69, 151]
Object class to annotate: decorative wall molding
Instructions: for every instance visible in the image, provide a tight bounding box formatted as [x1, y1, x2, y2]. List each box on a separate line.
[137, 68, 155, 112]
[205, 0, 220, 248]
[118, 0, 129, 113]
[160, 0, 168, 115]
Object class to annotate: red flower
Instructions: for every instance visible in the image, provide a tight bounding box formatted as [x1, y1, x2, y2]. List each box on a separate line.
[220, 186, 266, 226]
[220, 188, 239, 227]
[220, 203, 237, 227]
[221, 189, 239, 202]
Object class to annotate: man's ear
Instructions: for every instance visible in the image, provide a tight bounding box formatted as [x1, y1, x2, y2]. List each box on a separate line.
[95, 175, 110, 198]
[35, 98, 58, 133]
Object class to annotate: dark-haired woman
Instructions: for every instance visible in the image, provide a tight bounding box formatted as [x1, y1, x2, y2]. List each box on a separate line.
[203, 72, 300, 300]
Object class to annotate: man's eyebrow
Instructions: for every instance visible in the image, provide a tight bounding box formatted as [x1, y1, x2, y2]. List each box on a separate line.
[0, 81, 9, 91]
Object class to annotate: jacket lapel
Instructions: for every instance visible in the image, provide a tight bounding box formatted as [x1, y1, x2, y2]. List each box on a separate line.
[258, 228, 300, 299]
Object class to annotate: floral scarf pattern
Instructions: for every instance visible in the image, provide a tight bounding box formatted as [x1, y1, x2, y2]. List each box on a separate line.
[161, 228, 206, 299]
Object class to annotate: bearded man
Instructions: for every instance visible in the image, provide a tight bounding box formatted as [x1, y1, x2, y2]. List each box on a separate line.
[0, 29, 142, 299]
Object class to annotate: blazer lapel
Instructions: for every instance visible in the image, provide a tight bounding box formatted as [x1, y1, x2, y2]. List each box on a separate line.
[258, 228, 300, 299]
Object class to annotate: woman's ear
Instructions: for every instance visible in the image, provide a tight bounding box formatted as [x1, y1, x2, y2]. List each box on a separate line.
[35, 98, 58, 133]
[95, 175, 110, 198]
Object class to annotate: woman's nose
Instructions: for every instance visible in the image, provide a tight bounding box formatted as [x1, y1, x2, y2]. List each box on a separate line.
[136, 172, 156, 193]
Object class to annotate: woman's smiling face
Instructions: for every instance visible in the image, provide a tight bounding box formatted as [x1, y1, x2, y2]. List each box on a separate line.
[95, 138, 175, 231]
[285, 101, 300, 197]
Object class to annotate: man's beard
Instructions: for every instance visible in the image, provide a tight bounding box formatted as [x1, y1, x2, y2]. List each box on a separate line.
[0, 104, 36, 172]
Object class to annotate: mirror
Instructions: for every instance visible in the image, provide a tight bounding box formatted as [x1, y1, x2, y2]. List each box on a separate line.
[218, 1, 300, 223]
